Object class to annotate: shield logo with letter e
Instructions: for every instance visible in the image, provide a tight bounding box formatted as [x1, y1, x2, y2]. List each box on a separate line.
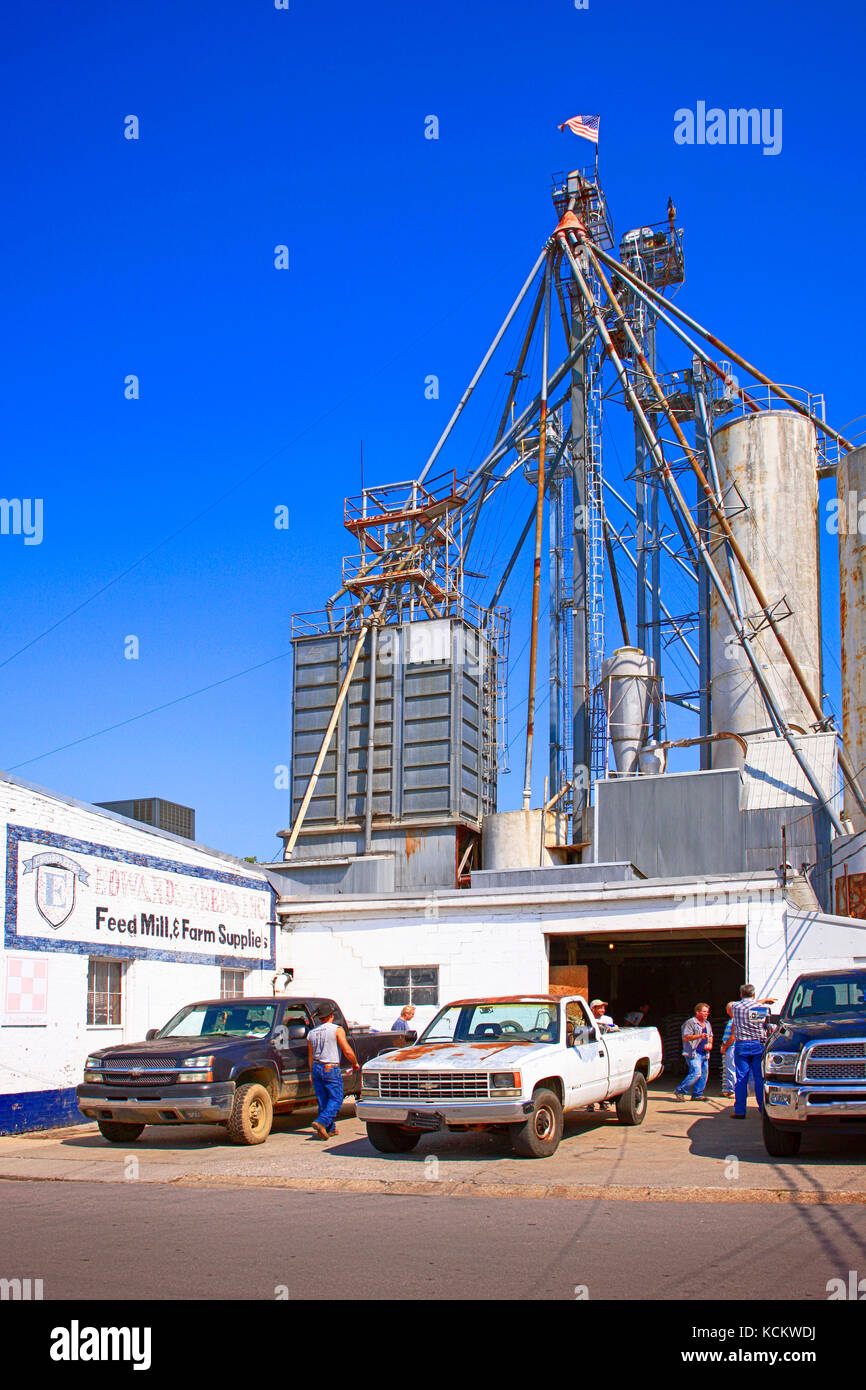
[35, 862, 77, 929]
[22, 850, 89, 931]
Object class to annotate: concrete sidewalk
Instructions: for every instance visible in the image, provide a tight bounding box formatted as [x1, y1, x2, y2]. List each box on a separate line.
[2, 1082, 865, 1203]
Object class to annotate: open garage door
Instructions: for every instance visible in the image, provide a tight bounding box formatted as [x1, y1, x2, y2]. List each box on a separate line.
[547, 926, 746, 1074]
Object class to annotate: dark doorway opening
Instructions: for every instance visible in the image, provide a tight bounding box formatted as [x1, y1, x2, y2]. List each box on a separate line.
[547, 928, 746, 1074]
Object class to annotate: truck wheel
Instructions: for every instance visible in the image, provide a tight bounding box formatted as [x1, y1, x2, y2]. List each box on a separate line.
[762, 1109, 802, 1157]
[512, 1088, 563, 1158]
[96, 1121, 145, 1143]
[615, 1072, 648, 1126]
[365, 1123, 422, 1153]
[227, 1083, 273, 1145]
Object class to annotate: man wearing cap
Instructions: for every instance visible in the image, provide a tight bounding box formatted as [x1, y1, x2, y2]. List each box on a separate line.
[587, 1000, 617, 1111]
[589, 999, 615, 1031]
[306, 1003, 360, 1140]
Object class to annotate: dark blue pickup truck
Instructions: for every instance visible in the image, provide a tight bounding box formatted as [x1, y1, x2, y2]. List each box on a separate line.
[77, 995, 413, 1145]
[762, 968, 866, 1156]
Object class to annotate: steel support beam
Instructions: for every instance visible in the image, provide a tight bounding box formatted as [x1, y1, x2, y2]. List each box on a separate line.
[523, 255, 553, 809]
[558, 231, 848, 834]
[418, 248, 549, 485]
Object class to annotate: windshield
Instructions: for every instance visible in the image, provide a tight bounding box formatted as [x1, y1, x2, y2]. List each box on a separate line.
[158, 1003, 278, 1039]
[784, 975, 866, 1020]
[420, 1001, 559, 1044]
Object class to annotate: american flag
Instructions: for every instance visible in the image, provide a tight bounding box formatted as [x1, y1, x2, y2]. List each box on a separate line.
[558, 113, 600, 143]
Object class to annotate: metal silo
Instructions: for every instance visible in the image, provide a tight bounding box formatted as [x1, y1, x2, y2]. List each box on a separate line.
[838, 444, 866, 833]
[709, 411, 821, 769]
[600, 647, 657, 774]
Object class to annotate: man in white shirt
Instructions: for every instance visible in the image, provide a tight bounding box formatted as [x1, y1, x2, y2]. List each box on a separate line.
[588, 1000, 616, 1111]
[590, 999, 616, 1030]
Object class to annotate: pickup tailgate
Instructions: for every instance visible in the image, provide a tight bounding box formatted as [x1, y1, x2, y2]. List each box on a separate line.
[604, 1026, 663, 1091]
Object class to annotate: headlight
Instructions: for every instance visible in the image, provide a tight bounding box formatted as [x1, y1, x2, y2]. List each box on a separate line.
[764, 1051, 798, 1076]
[181, 1055, 214, 1068]
[490, 1072, 522, 1096]
[361, 1073, 380, 1094]
[182, 1071, 212, 1083]
[84, 1056, 102, 1070]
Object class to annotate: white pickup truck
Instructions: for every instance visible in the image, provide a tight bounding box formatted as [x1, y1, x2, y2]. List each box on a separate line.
[356, 994, 663, 1157]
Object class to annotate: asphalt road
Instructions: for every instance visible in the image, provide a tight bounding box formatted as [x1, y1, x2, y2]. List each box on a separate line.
[2, 1180, 864, 1301]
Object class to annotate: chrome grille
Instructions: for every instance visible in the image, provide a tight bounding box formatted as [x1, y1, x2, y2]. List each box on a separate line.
[807, 1042, 866, 1060]
[803, 1061, 866, 1082]
[378, 1071, 491, 1101]
[802, 1040, 866, 1083]
[99, 1056, 177, 1085]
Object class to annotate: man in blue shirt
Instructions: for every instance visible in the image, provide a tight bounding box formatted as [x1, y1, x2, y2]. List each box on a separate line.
[392, 1006, 416, 1032]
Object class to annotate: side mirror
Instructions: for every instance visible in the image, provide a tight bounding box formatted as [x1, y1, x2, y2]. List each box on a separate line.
[588, 1026, 599, 1042]
[146, 1028, 159, 1042]
[286, 1023, 307, 1040]
[767, 1013, 780, 1025]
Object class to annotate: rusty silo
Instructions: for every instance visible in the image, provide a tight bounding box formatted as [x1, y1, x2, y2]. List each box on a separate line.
[709, 411, 821, 768]
[838, 443, 866, 833]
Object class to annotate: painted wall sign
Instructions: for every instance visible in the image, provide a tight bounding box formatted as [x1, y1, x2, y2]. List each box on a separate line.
[3, 953, 48, 1025]
[5, 825, 275, 968]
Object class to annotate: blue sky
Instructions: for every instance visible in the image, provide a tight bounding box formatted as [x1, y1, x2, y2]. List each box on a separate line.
[1, 0, 863, 857]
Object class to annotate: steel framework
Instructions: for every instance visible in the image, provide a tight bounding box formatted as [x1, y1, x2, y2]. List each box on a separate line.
[283, 163, 866, 856]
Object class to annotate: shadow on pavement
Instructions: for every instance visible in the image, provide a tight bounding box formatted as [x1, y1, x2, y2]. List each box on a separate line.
[320, 1106, 617, 1163]
[683, 1108, 866, 1165]
[60, 1101, 349, 1151]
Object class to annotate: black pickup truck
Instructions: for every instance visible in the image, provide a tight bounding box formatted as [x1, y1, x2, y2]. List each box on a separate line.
[762, 967, 866, 1156]
[77, 996, 414, 1145]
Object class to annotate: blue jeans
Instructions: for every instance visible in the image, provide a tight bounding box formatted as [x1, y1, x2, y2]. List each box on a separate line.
[723, 1047, 754, 1095]
[312, 1062, 344, 1131]
[676, 1054, 709, 1097]
[734, 1041, 765, 1114]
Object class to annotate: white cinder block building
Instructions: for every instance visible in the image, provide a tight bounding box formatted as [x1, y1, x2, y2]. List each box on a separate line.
[0, 771, 276, 1134]
[276, 869, 866, 1048]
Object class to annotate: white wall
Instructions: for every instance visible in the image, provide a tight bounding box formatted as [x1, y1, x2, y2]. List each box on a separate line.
[279, 876, 866, 1030]
[282, 912, 547, 1034]
[749, 905, 866, 1004]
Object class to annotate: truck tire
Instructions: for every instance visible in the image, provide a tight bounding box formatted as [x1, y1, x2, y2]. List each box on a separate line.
[227, 1083, 273, 1145]
[512, 1088, 563, 1158]
[365, 1122, 422, 1153]
[762, 1109, 802, 1157]
[615, 1072, 648, 1126]
[96, 1120, 145, 1143]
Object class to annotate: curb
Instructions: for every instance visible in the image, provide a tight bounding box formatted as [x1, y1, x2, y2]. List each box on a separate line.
[1, 1170, 864, 1204]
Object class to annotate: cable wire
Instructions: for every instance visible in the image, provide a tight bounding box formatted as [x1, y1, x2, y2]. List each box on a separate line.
[8, 651, 292, 770]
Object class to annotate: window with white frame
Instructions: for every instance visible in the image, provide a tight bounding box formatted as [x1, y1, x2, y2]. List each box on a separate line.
[220, 968, 247, 999]
[87, 959, 123, 1026]
[382, 966, 439, 1008]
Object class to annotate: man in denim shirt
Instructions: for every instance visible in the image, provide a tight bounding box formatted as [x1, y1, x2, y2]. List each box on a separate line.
[674, 1002, 713, 1101]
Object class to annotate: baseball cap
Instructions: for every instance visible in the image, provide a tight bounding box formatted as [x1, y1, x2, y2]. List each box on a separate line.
[589, 999, 607, 1008]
